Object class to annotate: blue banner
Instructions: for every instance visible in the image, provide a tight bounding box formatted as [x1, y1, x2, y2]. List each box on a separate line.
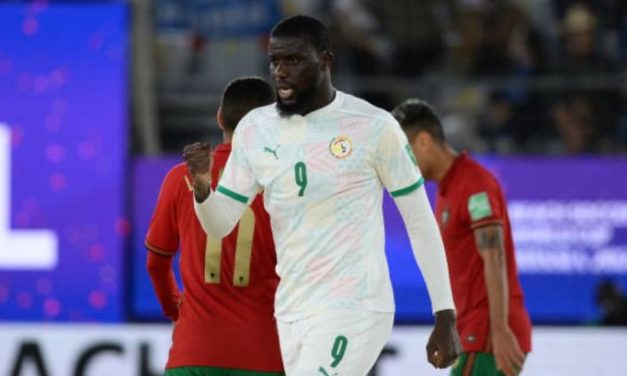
[131, 156, 627, 324]
[0, 4, 128, 322]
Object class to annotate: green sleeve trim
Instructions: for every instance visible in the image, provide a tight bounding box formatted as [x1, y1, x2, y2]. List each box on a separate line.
[216, 185, 249, 204]
[390, 177, 424, 197]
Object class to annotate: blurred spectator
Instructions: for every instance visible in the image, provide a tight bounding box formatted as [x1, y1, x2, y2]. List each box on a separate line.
[453, 0, 526, 76]
[553, 0, 627, 61]
[479, 24, 552, 153]
[148, 0, 627, 154]
[330, 0, 390, 73]
[512, 0, 560, 64]
[596, 279, 627, 326]
[551, 3, 622, 153]
[364, 0, 452, 76]
[329, 0, 393, 108]
[186, 27, 207, 75]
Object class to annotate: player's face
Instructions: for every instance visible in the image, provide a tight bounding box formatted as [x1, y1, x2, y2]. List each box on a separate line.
[566, 31, 594, 57]
[409, 131, 435, 180]
[269, 36, 323, 117]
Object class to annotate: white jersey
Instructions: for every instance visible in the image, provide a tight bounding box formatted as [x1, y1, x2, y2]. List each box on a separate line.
[216, 91, 424, 321]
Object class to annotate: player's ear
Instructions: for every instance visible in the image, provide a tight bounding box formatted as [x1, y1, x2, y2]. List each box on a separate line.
[320, 50, 333, 70]
[405, 128, 419, 147]
[216, 106, 224, 131]
[417, 131, 430, 148]
[418, 131, 438, 153]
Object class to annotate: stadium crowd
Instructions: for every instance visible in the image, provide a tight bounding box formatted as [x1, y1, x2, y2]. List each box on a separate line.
[149, 0, 626, 154]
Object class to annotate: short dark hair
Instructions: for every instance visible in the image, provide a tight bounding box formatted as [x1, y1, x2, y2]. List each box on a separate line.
[220, 76, 275, 132]
[270, 15, 332, 53]
[391, 99, 446, 143]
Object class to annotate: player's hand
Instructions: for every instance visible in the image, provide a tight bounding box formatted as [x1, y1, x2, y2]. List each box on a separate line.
[491, 326, 525, 376]
[183, 142, 213, 202]
[426, 309, 461, 369]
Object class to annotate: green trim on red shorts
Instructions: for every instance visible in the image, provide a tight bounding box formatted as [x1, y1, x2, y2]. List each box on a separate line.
[450, 352, 505, 376]
[165, 366, 284, 376]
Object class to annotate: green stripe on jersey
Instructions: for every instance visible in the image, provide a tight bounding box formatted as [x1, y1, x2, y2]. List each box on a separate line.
[390, 177, 424, 197]
[216, 185, 249, 204]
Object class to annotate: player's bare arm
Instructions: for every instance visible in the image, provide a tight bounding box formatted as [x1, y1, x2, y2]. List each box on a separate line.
[426, 309, 461, 368]
[146, 251, 181, 321]
[475, 224, 525, 376]
[183, 142, 213, 202]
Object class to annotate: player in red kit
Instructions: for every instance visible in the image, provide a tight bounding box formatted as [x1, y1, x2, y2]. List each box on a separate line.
[393, 99, 532, 376]
[145, 77, 284, 375]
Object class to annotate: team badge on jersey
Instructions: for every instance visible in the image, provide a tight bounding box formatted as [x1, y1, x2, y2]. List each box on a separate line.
[468, 191, 492, 221]
[329, 136, 352, 159]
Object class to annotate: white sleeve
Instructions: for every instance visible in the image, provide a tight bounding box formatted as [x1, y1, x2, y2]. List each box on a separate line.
[193, 120, 260, 238]
[374, 120, 423, 197]
[194, 192, 247, 238]
[216, 121, 261, 203]
[394, 184, 456, 314]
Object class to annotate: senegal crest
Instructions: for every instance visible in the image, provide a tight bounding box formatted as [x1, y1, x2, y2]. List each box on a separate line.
[329, 136, 352, 159]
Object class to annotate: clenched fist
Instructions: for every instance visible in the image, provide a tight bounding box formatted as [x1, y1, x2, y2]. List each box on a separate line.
[183, 142, 213, 202]
[426, 309, 461, 369]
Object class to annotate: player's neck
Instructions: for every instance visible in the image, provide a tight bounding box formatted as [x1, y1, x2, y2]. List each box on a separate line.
[433, 145, 458, 183]
[222, 132, 233, 145]
[307, 83, 335, 115]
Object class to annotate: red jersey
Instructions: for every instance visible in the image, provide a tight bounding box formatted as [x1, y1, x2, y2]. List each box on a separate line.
[435, 152, 532, 353]
[145, 144, 283, 371]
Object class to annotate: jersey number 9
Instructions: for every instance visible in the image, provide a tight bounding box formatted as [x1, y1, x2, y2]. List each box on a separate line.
[295, 162, 307, 197]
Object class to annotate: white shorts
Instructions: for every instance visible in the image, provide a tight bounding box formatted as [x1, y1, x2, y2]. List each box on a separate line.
[277, 309, 394, 376]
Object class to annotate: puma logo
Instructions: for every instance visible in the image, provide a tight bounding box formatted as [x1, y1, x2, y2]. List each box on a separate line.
[263, 144, 280, 159]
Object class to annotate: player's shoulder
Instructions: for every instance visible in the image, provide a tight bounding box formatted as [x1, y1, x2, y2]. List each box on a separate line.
[162, 162, 189, 184]
[337, 91, 398, 125]
[157, 162, 190, 195]
[461, 154, 502, 190]
[237, 102, 279, 130]
[168, 162, 189, 176]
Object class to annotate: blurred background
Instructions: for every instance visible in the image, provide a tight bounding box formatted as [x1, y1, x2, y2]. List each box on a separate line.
[0, 0, 626, 375]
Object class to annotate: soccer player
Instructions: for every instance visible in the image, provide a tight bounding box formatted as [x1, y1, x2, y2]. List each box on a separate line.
[186, 15, 460, 375]
[145, 77, 284, 376]
[392, 99, 532, 376]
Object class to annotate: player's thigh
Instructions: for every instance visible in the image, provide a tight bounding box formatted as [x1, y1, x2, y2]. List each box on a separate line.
[165, 366, 284, 376]
[289, 310, 394, 376]
[450, 352, 511, 376]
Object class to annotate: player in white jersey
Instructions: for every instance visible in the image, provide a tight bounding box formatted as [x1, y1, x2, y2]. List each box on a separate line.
[185, 15, 461, 376]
